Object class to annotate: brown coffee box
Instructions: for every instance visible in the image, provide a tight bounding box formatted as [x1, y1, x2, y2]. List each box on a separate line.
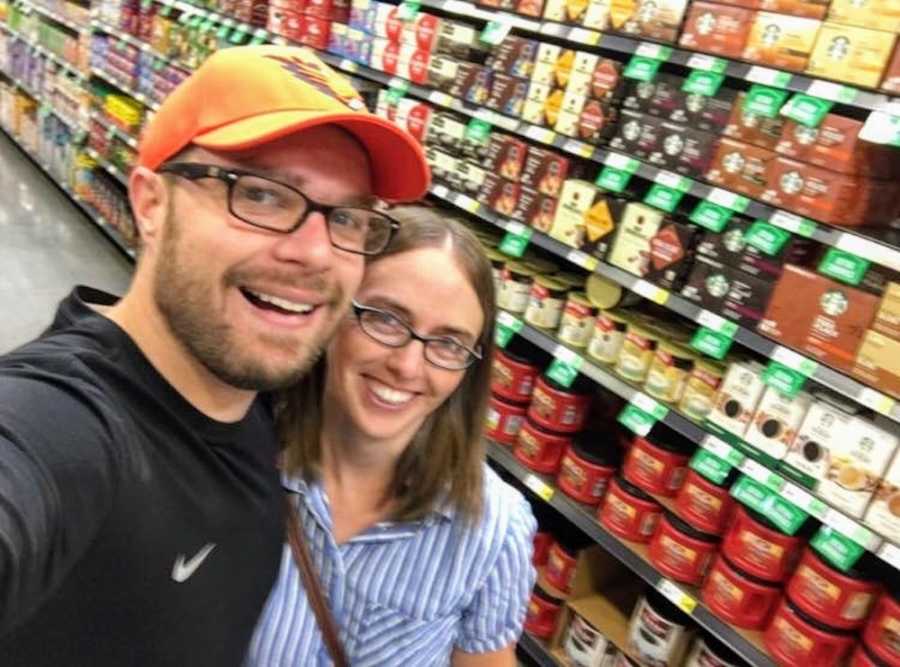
[609, 110, 665, 161]
[479, 172, 522, 216]
[650, 122, 720, 178]
[578, 100, 618, 144]
[706, 137, 777, 199]
[513, 186, 559, 231]
[483, 134, 529, 182]
[697, 218, 816, 280]
[827, 0, 900, 34]
[485, 74, 530, 118]
[609, 0, 690, 43]
[806, 23, 897, 89]
[486, 36, 539, 78]
[448, 63, 492, 106]
[743, 12, 822, 72]
[647, 222, 702, 290]
[760, 265, 880, 371]
[776, 115, 900, 179]
[679, 2, 754, 59]
[884, 43, 900, 94]
[681, 256, 777, 327]
[521, 146, 578, 198]
[623, 75, 737, 132]
[873, 283, 900, 341]
[591, 58, 625, 102]
[517, 0, 546, 17]
[853, 330, 900, 399]
[759, 0, 829, 19]
[724, 92, 786, 150]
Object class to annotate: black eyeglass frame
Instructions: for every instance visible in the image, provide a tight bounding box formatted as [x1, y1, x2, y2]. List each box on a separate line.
[351, 300, 484, 371]
[157, 162, 401, 256]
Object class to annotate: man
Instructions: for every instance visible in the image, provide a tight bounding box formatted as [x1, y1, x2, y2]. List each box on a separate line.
[0, 45, 429, 664]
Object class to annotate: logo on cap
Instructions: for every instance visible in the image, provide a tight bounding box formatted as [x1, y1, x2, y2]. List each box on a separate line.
[264, 54, 366, 111]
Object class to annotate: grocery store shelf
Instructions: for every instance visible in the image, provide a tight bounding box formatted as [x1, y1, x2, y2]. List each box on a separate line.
[1, 22, 87, 81]
[20, 0, 90, 33]
[320, 52, 900, 276]
[416, 0, 893, 113]
[90, 20, 192, 73]
[487, 440, 776, 667]
[0, 125, 135, 259]
[89, 111, 139, 149]
[85, 146, 129, 186]
[90, 66, 161, 110]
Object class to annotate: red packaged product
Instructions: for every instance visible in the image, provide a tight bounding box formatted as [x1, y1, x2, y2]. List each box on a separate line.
[524, 584, 564, 639]
[492, 347, 540, 405]
[722, 506, 805, 583]
[485, 394, 526, 445]
[545, 539, 579, 593]
[622, 427, 693, 497]
[674, 468, 737, 535]
[533, 531, 553, 567]
[679, 2, 754, 59]
[557, 434, 621, 505]
[527, 374, 592, 434]
[299, 16, 331, 50]
[702, 554, 782, 630]
[514, 419, 573, 475]
[863, 587, 900, 666]
[764, 596, 857, 667]
[599, 475, 663, 543]
[850, 643, 891, 667]
[648, 512, 719, 585]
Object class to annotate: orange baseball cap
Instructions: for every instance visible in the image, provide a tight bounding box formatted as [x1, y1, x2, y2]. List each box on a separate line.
[138, 45, 430, 201]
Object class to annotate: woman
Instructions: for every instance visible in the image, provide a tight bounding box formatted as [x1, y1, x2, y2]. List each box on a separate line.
[247, 206, 537, 666]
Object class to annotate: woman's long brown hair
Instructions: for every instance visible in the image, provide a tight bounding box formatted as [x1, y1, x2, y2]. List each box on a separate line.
[276, 205, 497, 522]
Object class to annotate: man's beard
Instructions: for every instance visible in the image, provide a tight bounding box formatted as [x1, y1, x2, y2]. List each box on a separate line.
[152, 213, 343, 391]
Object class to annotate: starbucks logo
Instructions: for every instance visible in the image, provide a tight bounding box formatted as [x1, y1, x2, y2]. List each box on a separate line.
[663, 134, 684, 156]
[821, 289, 848, 317]
[723, 151, 746, 174]
[696, 12, 716, 35]
[723, 228, 747, 253]
[706, 273, 730, 298]
[794, 125, 818, 145]
[780, 170, 804, 195]
[623, 120, 641, 141]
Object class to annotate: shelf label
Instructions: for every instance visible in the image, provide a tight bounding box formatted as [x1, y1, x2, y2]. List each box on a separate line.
[858, 387, 896, 417]
[682, 70, 725, 97]
[547, 346, 583, 388]
[428, 90, 453, 106]
[604, 152, 640, 172]
[455, 193, 480, 214]
[618, 404, 656, 437]
[811, 526, 865, 572]
[686, 53, 727, 73]
[732, 474, 805, 534]
[769, 210, 816, 238]
[569, 27, 600, 45]
[824, 509, 874, 549]
[635, 42, 672, 61]
[339, 58, 359, 73]
[632, 279, 669, 305]
[818, 247, 869, 286]
[397, 0, 421, 20]
[772, 346, 819, 377]
[498, 227, 533, 258]
[562, 138, 594, 159]
[432, 184, 449, 199]
[744, 84, 790, 118]
[474, 108, 497, 125]
[762, 360, 806, 397]
[696, 310, 738, 337]
[689, 200, 733, 232]
[465, 118, 493, 143]
[480, 20, 511, 45]
[524, 473, 555, 501]
[596, 166, 632, 193]
[644, 184, 684, 213]
[495, 312, 523, 348]
[740, 459, 785, 493]
[690, 448, 733, 485]
[653, 170, 691, 191]
[566, 249, 598, 271]
[657, 579, 697, 614]
[806, 80, 858, 105]
[879, 542, 900, 570]
[690, 327, 733, 360]
[631, 392, 669, 421]
[702, 434, 745, 467]
[860, 110, 900, 147]
[744, 220, 791, 256]
[623, 55, 661, 82]
[836, 232, 900, 274]
[746, 66, 792, 88]
[781, 93, 834, 128]
[525, 124, 555, 143]
[705, 188, 749, 213]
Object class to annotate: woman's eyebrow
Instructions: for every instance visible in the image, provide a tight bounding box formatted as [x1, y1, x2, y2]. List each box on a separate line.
[362, 296, 478, 342]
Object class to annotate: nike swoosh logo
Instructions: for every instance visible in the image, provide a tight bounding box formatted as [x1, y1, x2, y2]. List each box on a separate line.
[171, 543, 216, 583]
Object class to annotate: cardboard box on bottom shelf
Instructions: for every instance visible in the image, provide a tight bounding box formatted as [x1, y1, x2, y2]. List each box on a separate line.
[853, 329, 900, 401]
[865, 448, 900, 544]
[679, 2, 755, 59]
[550, 587, 641, 667]
[705, 137, 776, 200]
[805, 22, 897, 90]
[742, 12, 821, 72]
[608, 0, 690, 43]
[759, 264, 880, 373]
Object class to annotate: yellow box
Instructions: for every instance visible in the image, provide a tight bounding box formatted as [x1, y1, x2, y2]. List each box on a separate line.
[743, 12, 821, 72]
[806, 23, 897, 89]
[827, 0, 900, 34]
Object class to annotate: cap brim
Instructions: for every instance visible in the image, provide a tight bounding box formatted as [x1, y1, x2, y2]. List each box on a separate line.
[192, 110, 430, 202]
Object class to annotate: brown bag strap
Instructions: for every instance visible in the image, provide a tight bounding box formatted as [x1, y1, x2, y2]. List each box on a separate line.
[285, 493, 351, 667]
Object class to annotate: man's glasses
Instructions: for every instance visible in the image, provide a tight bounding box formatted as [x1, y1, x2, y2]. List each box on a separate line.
[158, 162, 400, 256]
[351, 301, 482, 371]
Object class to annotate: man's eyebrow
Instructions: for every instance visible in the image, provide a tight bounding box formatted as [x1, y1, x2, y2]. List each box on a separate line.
[231, 165, 377, 207]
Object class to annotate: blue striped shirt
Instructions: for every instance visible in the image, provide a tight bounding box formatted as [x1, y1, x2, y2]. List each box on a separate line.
[246, 465, 537, 666]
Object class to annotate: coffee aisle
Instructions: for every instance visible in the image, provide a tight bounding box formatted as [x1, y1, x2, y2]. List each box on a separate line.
[0, 130, 131, 352]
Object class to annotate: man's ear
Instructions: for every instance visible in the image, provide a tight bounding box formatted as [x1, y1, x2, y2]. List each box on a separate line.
[128, 166, 169, 251]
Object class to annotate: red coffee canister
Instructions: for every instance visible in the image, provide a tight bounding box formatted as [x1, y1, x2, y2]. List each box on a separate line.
[533, 531, 553, 567]
[524, 584, 565, 639]
[787, 548, 881, 630]
[492, 346, 539, 405]
[674, 468, 737, 536]
[557, 432, 622, 506]
[701, 554, 782, 630]
[545, 538, 581, 594]
[764, 596, 857, 667]
[851, 643, 891, 667]
[863, 586, 900, 666]
[599, 475, 663, 543]
[722, 506, 805, 583]
[514, 419, 573, 475]
[486, 394, 526, 445]
[623, 425, 694, 497]
[527, 373, 592, 434]
[649, 511, 719, 586]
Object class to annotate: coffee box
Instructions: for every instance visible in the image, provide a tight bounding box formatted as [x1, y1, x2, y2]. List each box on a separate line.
[853, 329, 900, 400]
[483, 134, 528, 182]
[517, 0, 546, 17]
[581, 195, 628, 259]
[555, 89, 591, 138]
[521, 146, 575, 197]
[425, 145, 459, 184]
[578, 100, 618, 144]
[680, 256, 776, 327]
[622, 75, 736, 133]
[742, 12, 821, 72]
[486, 36, 539, 78]
[608, 0, 690, 43]
[425, 111, 467, 153]
[706, 137, 776, 199]
[679, 1, 754, 59]
[607, 202, 666, 278]
[650, 122, 719, 178]
[759, 264, 880, 372]
[521, 82, 553, 125]
[427, 54, 459, 90]
[782, 395, 857, 489]
[647, 221, 701, 290]
[456, 159, 489, 198]
[448, 63, 492, 106]
[827, 0, 900, 34]
[513, 186, 559, 231]
[759, 0, 829, 18]
[819, 414, 899, 518]
[609, 110, 664, 161]
[806, 23, 897, 89]
[549, 180, 608, 249]
[392, 98, 432, 143]
[435, 20, 479, 59]
[583, 0, 613, 29]
[554, 49, 577, 88]
[532, 43, 563, 86]
[883, 43, 900, 94]
[709, 360, 768, 438]
[864, 448, 900, 543]
[486, 74, 530, 118]
[873, 283, 900, 342]
[724, 92, 786, 151]
[744, 386, 813, 461]
[479, 172, 522, 216]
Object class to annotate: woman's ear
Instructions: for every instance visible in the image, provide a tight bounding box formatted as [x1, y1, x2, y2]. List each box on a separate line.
[128, 166, 169, 251]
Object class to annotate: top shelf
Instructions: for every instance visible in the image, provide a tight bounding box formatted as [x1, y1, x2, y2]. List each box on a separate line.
[416, 0, 897, 113]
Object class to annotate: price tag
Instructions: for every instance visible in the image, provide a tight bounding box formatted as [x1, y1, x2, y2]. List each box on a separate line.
[524, 473, 555, 501]
[432, 184, 449, 199]
[480, 20, 511, 45]
[339, 58, 359, 73]
[456, 194, 480, 213]
[689, 200, 733, 233]
[818, 247, 869, 286]
[822, 510, 874, 549]
[769, 210, 816, 238]
[705, 188, 749, 213]
[657, 579, 697, 614]
[539, 21, 564, 36]
[569, 27, 600, 45]
[780, 93, 834, 128]
[562, 138, 594, 159]
[858, 387, 896, 417]
[744, 220, 791, 256]
[653, 171, 690, 191]
[631, 392, 669, 421]
[690, 327, 733, 360]
[604, 152, 640, 172]
[474, 108, 496, 124]
[690, 448, 733, 484]
[686, 54, 727, 73]
[397, 0, 421, 20]
[806, 80, 858, 105]
[618, 404, 656, 437]
[762, 360, 806, 397]
[525, 124, 555, 143]
[860, 110, 900, 147]
[498, 227, 533, 258]
[495, 312, 523, 347]
[772, 346, 818, 377]
[546, 347, 583, 388]
[743, 85, 790, 118]
[566, 249, 598, 272]
[428, 90, 452, 106]
[702, 434, 745, 466]
[643, 184, 684, 213]
[623, 55, 662, 82]
[633, 279, 669, 305]
[596, 166, 632, 193]
[697, 310, 738, 337]
[836, 232, 900, 274]
[682, 70, 725, 97]
[740, 460, 784, 492]
[491, 114, 520, 132]
[879, 542, 900, 570]
[635, 43, 672, 60]
[746, 66, 792, 88]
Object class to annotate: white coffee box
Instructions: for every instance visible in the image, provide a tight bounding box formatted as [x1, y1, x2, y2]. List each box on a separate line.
[744, 386, 813, 461]
[708, 361, 767, 438]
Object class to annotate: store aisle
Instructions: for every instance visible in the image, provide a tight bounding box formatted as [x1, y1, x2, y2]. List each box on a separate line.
[0, 132, 133, 353]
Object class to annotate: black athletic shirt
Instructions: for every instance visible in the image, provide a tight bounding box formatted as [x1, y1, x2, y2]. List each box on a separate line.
[0, 287, 285, 665]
